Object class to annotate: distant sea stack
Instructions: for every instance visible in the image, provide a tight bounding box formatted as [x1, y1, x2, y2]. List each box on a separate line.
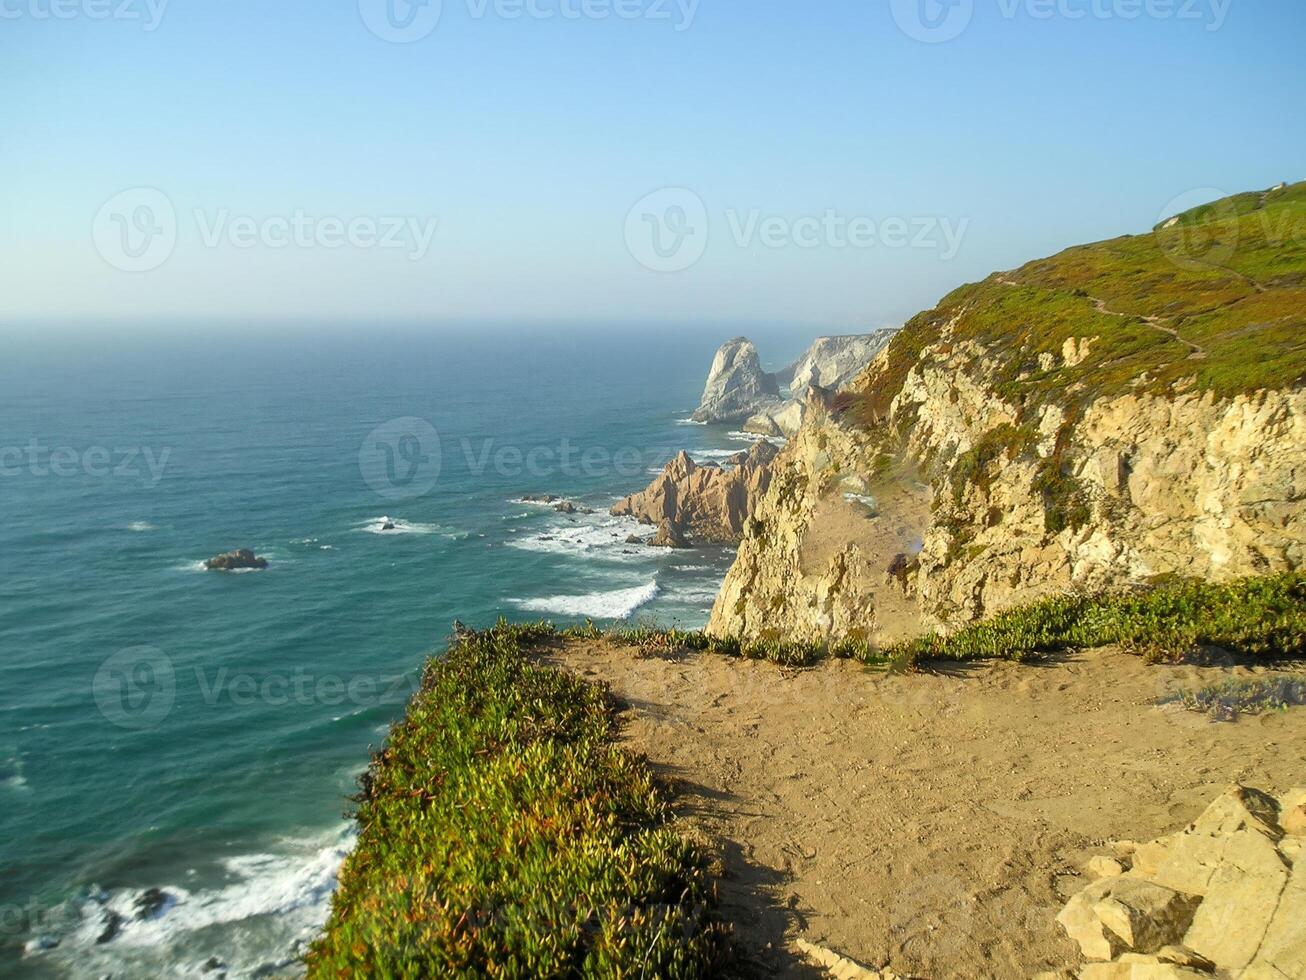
[690, 331, 898, 435]
[690, 337, 782, 424]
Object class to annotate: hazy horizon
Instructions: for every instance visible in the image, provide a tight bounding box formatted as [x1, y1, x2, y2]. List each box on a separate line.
[4, 0, 1304, 329]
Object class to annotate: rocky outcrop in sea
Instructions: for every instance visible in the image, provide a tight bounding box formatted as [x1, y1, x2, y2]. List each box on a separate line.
[611, 441, 778, 545]
[690, 332, 898, 434]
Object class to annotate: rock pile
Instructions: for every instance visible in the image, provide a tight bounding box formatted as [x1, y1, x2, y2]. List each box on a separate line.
[1054, 784, 1306, 979]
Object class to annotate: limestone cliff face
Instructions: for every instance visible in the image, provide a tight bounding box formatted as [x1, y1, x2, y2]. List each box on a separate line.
[711, 341, 1306, 645]
[709, 184, 1306, 645]
[612, 442, 779, 544]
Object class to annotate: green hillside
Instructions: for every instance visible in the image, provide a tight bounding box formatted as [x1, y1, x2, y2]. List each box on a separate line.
[850, 181, 1306, 425]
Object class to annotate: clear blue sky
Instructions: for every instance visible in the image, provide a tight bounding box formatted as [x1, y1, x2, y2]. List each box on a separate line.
[2, 0, 1302, 330]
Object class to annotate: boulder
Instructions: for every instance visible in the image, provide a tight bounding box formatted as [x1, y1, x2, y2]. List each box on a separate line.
[1058, 879, 1127, 960]
[1077, 955, 1211, 979]
[1182, 832, 1290, 973]
[1086, 856, 1128, 880]
[204, 549, 268, 571]
[1092, 878, 1201, 953]
[1278, 788, 1306, 836]
[1058, 786, 1305, 979]
[691, 338, 782, 424]
[1190, 785, 1283, 840]
[649, 519, 691, 549]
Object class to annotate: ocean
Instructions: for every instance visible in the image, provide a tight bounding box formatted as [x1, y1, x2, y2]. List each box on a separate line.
[0, 323, 810, 978]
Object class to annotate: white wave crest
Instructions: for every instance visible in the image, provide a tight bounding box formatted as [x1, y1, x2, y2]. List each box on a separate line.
[512, 581, 659, 619]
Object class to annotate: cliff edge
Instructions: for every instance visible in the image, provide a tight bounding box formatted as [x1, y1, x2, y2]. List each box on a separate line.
[710, 182, 1306, 646]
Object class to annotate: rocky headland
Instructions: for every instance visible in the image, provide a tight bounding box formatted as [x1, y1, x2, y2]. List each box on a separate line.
[313, 183, 1306, 980]
[710, 182, 1306, 648]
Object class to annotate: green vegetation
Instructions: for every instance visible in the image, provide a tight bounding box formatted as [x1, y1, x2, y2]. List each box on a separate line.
[887, 572, 1306, 666]
[307, 622, 722, 979]
[576, 573, 1306, 671]
[1159, 675, 1306, 722]
[841, 182, 1306, 435]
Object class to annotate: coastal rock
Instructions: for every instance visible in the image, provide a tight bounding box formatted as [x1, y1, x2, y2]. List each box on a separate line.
[204, 549, 268, 571]
[709, 328, 1306, 646]
[1056, 785, 1306, 979]
[740, 334, 896, 437]
[786, 331, 898, 403]
[691, 337, 782, 424]
[649, 519, 691, 549]
[611, 441, 778, 544]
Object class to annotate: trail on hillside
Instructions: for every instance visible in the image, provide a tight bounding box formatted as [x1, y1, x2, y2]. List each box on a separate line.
[995, 275, 1209, 360]
[541, 640, 1306, 979]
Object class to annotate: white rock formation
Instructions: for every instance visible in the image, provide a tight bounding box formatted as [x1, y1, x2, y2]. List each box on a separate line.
[690, 338, 782, 424]
[786, 331, 898, 402]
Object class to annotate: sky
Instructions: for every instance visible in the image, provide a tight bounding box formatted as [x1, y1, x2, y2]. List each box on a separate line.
[1, 0, 1303, 332]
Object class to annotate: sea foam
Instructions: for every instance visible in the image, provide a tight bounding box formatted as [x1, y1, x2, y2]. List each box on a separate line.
[511, 581, 659, 619]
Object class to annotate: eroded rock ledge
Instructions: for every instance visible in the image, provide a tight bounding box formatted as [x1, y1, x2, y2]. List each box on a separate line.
[1050, 784, 1306, 979]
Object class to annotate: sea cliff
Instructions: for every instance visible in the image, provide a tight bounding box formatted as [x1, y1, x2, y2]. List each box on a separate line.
[710, 182, 1306, 646]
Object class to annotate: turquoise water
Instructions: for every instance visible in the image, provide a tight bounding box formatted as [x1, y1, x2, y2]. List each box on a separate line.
[0, 325, 806, 977]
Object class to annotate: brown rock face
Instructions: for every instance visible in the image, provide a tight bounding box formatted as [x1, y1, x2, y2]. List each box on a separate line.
[611, 441, 778, 544]
[204, 549, 268, 571]
[649, 519, 691, 549]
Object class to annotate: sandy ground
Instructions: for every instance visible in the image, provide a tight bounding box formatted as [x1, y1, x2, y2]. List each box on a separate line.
[539, 640, 1306, 979]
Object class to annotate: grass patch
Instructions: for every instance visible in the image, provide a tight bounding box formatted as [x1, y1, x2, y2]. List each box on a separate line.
[844, 181, 1306, 438]
[307, 621, 723, 979]
[571, 574, 1306, 672]
[887, 572, 1306, 666]
[1159, 676, 1306, 722]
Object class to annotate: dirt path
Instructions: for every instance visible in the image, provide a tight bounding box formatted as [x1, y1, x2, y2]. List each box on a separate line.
[995, 275, 1208, 360]
[540, 640, 1306, 978]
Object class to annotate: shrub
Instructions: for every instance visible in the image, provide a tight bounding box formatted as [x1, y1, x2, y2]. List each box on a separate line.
[306, 621, 722, 979]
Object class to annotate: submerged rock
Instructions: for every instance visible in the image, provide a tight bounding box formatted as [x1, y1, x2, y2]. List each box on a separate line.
[203, 549, 268, 571]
